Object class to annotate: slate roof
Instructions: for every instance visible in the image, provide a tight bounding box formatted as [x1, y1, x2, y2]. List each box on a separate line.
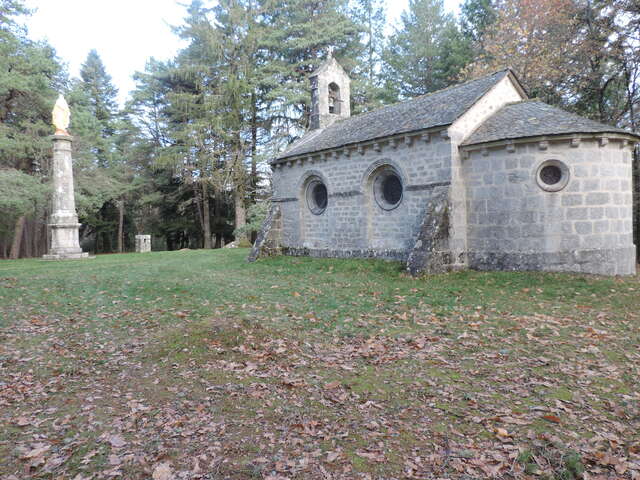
[275, 69, 515, 162]
[463, 100, 639, 146]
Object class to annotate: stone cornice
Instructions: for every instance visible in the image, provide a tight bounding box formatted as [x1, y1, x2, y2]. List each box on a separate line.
[270, 126, 449, 167]
[459, 132, 639, 157]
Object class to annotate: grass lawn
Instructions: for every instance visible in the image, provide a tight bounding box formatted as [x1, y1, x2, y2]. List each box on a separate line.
[1, 249, 639, 479]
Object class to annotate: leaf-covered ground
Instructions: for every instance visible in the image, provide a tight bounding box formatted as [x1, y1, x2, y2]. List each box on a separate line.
[1, 249, 639, 479]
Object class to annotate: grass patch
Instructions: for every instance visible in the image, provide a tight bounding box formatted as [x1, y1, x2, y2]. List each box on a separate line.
[1, 249, 639, 479]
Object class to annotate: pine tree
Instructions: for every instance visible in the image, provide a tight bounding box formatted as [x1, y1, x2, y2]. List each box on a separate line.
[460, 0, 496, 53]
[0, 0, 64, 257]
[349, 0, 394, 112]
[384, 0, 473, 98]
[259, 0, 361, 140]
[75, 51, 135, 252]
[79, 49, 119, 165]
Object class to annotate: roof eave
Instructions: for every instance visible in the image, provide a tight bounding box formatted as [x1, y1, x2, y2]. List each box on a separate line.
[461, 131, 640, 150]
[271, 123, 453, 165]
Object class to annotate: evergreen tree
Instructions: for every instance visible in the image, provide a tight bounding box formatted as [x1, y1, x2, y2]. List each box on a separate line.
[79, 49, 119, 165]
[460, 0, 496, 52]
[0, 0, 65, 258]
[259, 0, 361, 142]
[384, 0, 473, 98]
[349, 0, 394, 112]
[74, 51, 134, 252]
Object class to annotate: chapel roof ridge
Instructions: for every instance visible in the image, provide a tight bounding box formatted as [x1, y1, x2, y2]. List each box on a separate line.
[462, 97, 640, 146]
[355, 68, 514, 117]
[303, 68, 513, 130]
[274, 68, 515, 161]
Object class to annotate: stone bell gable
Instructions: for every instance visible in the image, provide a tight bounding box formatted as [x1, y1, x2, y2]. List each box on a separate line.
[249, 57, 639, 276]
[309, 54, 351, 130]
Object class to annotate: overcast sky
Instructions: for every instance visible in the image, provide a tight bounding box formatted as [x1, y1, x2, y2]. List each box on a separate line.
[24, 0, 461, 105]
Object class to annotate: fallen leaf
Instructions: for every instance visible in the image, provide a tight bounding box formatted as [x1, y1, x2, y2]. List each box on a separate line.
[14, 416, 31, 427]
[324, 381, 341, 390]
[152, 462, 173, 480]
[326, 451, 341, 462]
[541, 414, 561, 424]
[108, 434, 127, 448]
[22, 445, 50, 459]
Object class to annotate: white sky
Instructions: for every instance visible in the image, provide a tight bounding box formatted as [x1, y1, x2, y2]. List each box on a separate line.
[24, 0, 461, 106]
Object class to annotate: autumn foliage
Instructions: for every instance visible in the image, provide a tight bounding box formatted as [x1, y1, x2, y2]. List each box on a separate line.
[465, 0, 579, 99]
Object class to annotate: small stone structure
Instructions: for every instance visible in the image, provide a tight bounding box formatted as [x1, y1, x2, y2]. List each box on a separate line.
[250, 55, 639, 275]
[135, 235, 151, 253]
[43, 131, 89, 260]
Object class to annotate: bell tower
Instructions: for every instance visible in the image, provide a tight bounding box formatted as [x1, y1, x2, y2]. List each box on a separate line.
[309, 52, 351, 130]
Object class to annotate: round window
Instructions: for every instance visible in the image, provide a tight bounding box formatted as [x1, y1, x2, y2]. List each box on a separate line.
[536, 160, 570, 192]
[373, 168, 403, 210]
[306, 179, 328, 215]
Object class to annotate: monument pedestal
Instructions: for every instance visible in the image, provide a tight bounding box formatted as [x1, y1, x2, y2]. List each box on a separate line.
[43, 135, 89, 260]
[135, 235, 151, 253]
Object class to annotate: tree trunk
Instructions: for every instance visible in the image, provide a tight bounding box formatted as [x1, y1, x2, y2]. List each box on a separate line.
[117, 199, 125, 253]
[9, 216, 26, 259]
[250, 93, 258, 201]
[32, 217, 41, 257]
[202, 182, 212, 249]
[24, 220, 33, 258]
[234, 185, 246, 241]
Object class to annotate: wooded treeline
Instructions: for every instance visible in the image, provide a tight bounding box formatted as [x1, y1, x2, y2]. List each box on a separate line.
[1, 0, 639, 258]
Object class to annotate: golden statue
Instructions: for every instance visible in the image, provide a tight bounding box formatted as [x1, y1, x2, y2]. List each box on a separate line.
[52, 94, 70, 135]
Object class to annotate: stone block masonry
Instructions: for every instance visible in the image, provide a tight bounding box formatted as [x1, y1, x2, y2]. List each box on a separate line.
[463, 136, 636, 275]
[270, 130, 452, 259]
[135, 235, 152, 253]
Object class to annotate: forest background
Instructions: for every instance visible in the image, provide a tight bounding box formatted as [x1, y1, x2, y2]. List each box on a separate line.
[1, 0, 639, 258]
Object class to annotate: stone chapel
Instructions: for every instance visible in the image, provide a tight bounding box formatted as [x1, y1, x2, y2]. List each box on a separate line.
[249, 55, 640, 276]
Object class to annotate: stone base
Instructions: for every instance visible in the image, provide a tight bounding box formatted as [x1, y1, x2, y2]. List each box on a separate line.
[43, 252, 91, 261]
[282, 246, 408, 262]
[468, 247, 636, 276]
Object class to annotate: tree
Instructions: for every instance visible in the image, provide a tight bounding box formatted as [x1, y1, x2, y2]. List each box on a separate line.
[0, 0, 64, 258]
[258, 0, 361, 142]
[0, 169, 49, 258]
[460, 0, 496, 53]
[79, 49, 119, 165]
[464, 0, 579, 102]
[384, 0, 473, 98]
[349, 0, 394, 112]
[567, 0, 639, 127]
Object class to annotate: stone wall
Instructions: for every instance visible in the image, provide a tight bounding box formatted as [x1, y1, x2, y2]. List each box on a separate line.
[448, 73, 525, 267]
[270, 129, 452, 260]
[463, 136, 636, 275]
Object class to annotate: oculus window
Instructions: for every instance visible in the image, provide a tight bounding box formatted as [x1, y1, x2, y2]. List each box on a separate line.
[306, 179, 328, 215]
[536, 160, 570, 192]
[373, 167, 403, 210]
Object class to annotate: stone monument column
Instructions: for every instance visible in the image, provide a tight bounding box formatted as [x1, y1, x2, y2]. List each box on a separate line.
[43, 95, 89, 260]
